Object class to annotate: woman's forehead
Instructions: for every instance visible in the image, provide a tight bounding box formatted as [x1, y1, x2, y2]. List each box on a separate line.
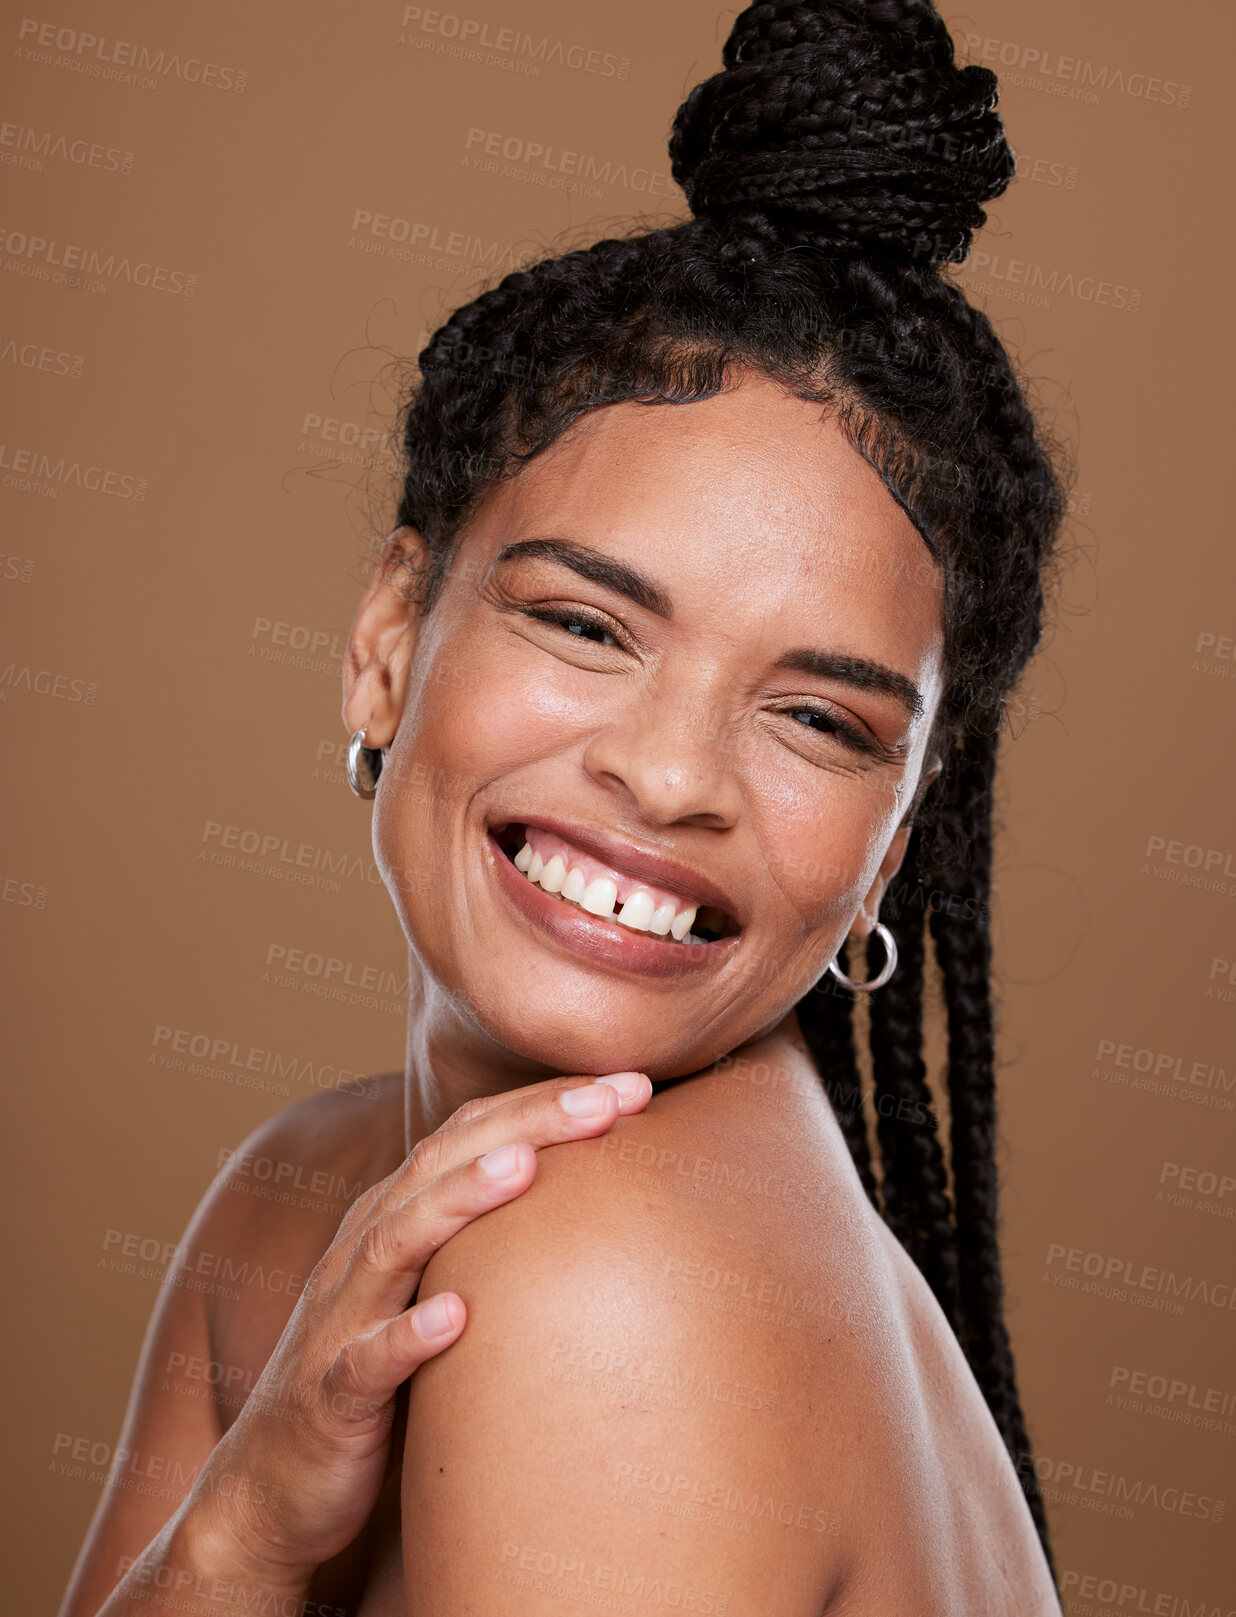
[465, 376, 943, 635]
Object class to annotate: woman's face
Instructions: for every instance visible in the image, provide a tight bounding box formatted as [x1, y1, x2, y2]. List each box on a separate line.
[350, 370, 946, 1080]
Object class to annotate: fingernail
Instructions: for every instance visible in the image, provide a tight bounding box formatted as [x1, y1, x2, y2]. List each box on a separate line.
[479, 1143, 523, 1177]
[414, 1294, 459, 1337]
[561, 1083, 610, 1116]
[597, 1071, 648, 1100]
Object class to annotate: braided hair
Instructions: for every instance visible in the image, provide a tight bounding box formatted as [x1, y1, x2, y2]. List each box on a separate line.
[391, 0, 1066, 1583]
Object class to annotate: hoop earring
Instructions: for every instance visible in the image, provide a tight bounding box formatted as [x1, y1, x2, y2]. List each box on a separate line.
[827, 920, 897, 993]
[346, 729, 388, 800]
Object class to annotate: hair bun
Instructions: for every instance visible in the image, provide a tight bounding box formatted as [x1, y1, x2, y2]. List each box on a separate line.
[669, 0, 1015, 264]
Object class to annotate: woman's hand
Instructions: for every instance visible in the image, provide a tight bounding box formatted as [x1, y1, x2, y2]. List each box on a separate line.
[181, 1070, 651, 1584]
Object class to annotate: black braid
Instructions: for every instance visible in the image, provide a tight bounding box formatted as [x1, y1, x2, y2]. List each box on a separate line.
[795, 943, 879, 1207]
[388, 0, 1068, 1585]
[921, 723, 1057, 1578]
[868, 829, 963, 1332]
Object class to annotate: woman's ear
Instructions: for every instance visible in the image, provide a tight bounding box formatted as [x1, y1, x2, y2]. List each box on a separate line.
[341, 526, 428, 747]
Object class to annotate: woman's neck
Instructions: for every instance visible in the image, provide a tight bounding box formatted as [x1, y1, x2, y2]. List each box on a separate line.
[398, 950, 806, 1153]
[400, 959, 562, 1148]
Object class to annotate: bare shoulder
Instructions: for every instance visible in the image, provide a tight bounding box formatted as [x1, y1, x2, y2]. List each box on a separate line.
[401, 1038, 881, 1613]
[195, 1074, 407, 1422]
[194, 1073, 406, 1268]
[405, 1034, 1058, 1614]
[58, 1075, 408, 1617]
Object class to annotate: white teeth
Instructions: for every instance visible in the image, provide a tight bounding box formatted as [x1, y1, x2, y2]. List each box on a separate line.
[649, 902, 676, 936]
[615, 890, 655, 932]
[510, 835, 719, 945]
[539, 853, 567, 894]
[670, 906, 697, 942]
[580, 877, 618, 918]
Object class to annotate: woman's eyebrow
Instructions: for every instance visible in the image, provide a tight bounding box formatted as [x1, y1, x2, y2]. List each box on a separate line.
[495, 538, 923, 721]
[774, 648, 925, 721]
[493, 538, 673, 618]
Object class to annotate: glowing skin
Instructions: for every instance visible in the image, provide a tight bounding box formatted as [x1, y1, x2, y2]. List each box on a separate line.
[343, 370, 946, 1138]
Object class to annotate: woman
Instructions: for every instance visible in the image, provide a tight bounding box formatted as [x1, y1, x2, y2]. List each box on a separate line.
[62, 2, 1066, 1612]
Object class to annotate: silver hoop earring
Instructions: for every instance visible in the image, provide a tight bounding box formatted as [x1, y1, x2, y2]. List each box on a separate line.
[827, 921, 897, 993]
[346, 729, 388, 800]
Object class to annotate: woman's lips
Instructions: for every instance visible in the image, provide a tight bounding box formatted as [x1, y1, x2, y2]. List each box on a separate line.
[517, 825, 725, 941]
[486, 830, 738, 979]
[498, 813, 744, 926]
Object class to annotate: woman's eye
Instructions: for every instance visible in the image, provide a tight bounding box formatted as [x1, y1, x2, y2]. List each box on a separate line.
[526, 607, 619, 646]
[783, 706, 872, 754]
[790, 708, 836, 731]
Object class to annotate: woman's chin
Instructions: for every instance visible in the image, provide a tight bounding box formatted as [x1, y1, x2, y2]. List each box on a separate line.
[474, 1008, 718, 1085]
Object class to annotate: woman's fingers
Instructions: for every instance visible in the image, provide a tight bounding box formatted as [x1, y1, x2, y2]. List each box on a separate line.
[312, 1073, 653, 1365]
[322, 1293, 467, 1418]
[334, 1140, 539, 1323]
[444, 1070, 651, 1131]
[389, 1071, 652, 1199]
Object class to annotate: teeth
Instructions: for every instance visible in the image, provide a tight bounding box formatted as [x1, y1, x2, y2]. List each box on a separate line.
[580, 877, 618, 918]
[539, 853, 567, 894]
[649, 902, 676, 936]
[670, 906, 697, 942]
[508, 831, 719, 945]
[615, 890, 655, 932]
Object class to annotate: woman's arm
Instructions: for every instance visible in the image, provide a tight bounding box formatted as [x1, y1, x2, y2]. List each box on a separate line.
[57, 1123, 264, 1616]
[61, 1074, 653, 1614]
[402, 1116, 857, 1615]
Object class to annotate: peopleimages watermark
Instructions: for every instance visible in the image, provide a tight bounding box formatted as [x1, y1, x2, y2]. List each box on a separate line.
[298, 412, 394, 471]
[461, 126, 672, 199]
[1043, 1242, 1236, 1315]
[0, 225, 197, 295]
[15, 18, 248, 93]
[348, 206, 537, 277]
[0, 334, 84, 377]
[0, 442, 148, 498]
[98, 1227, 306, 1301]
[962, 250, 1141, 313]
[1059, 1568, 1233, 1615]
[0, 662, 98, 703]
[1191, 629, 1235, 683]
[397, 7, 631, 80]
[1108, 1364, 1236, 1427]
[0, 120, 134, 173]
[1088, 1035, 1233, 1114]
[1012, 1449, 1225, 1524]
[959, 33, 1192, 108]
[150, 1024, 382, 1100]
[200, 820, 382, 889]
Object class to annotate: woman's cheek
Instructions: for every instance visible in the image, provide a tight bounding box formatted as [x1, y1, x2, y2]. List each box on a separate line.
[420, 643, 610, 780]
[749, 765, 862, 914]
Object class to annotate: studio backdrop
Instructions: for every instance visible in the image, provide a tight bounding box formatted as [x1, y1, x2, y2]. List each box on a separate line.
[1, 1, 1231, 1609]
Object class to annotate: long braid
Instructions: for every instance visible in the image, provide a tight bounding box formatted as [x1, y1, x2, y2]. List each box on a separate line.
[867, 830, 963, 1332]
[922, 725, 1057, 1579]
[796, 944, 880, 1208]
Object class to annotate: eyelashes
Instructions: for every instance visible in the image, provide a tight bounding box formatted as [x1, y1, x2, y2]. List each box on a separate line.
[521, 605, 622, 647]
[519, 604, 887, 760]
[779, 705, 880, 757]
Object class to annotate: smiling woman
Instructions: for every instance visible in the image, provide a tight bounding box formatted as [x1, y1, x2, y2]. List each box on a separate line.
[62, 3, 1069, 1616]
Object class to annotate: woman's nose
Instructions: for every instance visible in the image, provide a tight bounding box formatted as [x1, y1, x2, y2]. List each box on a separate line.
[580, 689, 744, 830]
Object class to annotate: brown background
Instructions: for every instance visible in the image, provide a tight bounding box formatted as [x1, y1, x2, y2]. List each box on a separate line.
[2, 1, 1232, 1608]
